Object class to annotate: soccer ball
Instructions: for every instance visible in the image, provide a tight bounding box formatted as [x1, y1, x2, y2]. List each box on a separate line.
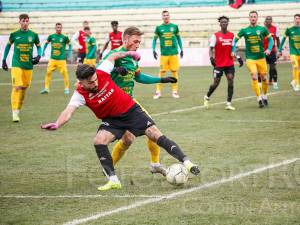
[166, 163, 188, 186]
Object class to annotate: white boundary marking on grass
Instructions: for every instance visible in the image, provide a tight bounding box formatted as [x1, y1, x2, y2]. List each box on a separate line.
[216, 119, 300, 123]
[152, 90, 291, 116]
[0, 78, 64, 86]
[0, 194, 162, 199]
[63, 157, 299, 225]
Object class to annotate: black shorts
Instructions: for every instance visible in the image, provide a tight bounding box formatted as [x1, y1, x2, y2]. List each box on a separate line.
[213, 66, 235, 78]
[77, 52, 86, 63]
[98, 104, 155, 140]
[266, 51, 277, 65]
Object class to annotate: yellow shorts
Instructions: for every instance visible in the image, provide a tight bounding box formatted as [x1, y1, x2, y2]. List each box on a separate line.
[47, 59, 68, 73]
[246, 58, 267, 75]
[11, 67, 33, 87]
[290, 55, 300, 68]
[83, 58, 96, 66]
[160, 55, 179, 72]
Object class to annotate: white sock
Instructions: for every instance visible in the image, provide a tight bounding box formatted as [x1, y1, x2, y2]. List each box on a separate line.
[109, 175, 120, 183]
[183, 160, 193, 168]
[150, 162, 161, 167]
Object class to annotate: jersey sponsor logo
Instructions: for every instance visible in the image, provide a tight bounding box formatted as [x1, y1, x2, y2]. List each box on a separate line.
[97, 88, 114, 104]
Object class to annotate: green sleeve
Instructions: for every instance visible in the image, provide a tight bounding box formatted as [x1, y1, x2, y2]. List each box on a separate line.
[42, 42, 48, 55]
[176, 35, 183, 50]
[2, 43, 12, 60]
[67, 44, 72, 60]
[37, 45, 42, 56]
[267, 36, 274, 52]
[278, 37, 286, 52]
[231, 37, 239, 54]
[87, 44, 96, 58]
[152, 36, 158, 50]
[134, 72, 161, 84]
[237, 29, 244, 39]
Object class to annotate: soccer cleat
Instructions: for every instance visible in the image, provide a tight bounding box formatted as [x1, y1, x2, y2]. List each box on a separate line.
[262, 98, 268, 106]
[12, 111, 20, 122]
[172, 92, 180, 99]
[203, 96, 209, 109]
[40, 88, 49, 94]
[295, 85, 300, 92]
[290, 81, 297, 91]
[153, 92, 161, 100]
[258, 100, 265, 108]
[97, 180, 122, 191]
[64, 89, 70, 95]
[184, 161, 200, 175]
[225, 103, 235, 111]
[273, 83, 279, 90]
[150, 164, 167, 176]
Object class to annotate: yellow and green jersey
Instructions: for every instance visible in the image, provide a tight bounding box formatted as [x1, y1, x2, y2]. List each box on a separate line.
[46, 33, 70, 60]
[8, 29, 40, 69]
[284, 26, 300, 55]
[237, 25, 271, 60]
[85, 36, 96, 59]
[103, 46, 140, 96]
[154, 23, 181, 56]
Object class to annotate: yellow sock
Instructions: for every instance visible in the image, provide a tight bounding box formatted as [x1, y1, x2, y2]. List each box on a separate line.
[61, 68, 70, 90]
[111, 140, 129, 166]
[251, 79, 261, 97]
[261, 78, 268, 95]
[156, 71, 165, 92]
[44, 70, 52, 90]
[293, 68, 299, 86]
[171, 71, 178, 92]
[147, 138, 160, 164]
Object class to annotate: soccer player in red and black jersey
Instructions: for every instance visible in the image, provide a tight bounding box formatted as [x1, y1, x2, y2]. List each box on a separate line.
[263, 16, 280, 89]
[72, 20, 89, 63]
[41, 51, 200, 191]
[99, 21, 123, 60]
[203, 16, 243, 110]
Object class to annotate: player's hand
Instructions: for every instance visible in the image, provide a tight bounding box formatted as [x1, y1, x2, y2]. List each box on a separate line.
[153, 51, 158, 60]
[277, 51, 282, 59]
[127, 51, 141, 61]
[32, 55, 41, 65]
[41, 122, 59, 130]
[113, 66, 128, 76]
[99, 52, 103, 60]
[2, 60, 8, 71]
[161, 77, 177, 83]
[210, 57, 216, 67]
[180, 50, 183, 58]
[264, 49, 271, 56]
[237, 56, 244, 67]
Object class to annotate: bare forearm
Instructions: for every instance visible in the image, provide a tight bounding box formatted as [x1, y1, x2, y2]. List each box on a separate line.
[55, 106, 76, 127]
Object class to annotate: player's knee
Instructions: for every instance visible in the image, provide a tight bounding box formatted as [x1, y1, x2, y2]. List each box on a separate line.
[93, 134, 113, 145]
[145, 125, 162, 142]
[15, 86, 27, 90]
[228, 79, 234, 86]
[121, 132, 135, 146]
[251, 74, 257, 80]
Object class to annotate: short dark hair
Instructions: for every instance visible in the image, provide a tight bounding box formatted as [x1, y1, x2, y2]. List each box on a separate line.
[294, 14, 300, 18]
[218, 16, 229, 22]
[265, 16, 272, 21]
[19, 14, 29, 20]
[162, 10, 169, 14]
[56, 22, 62, 26]
[84, 26, 90, 31]
[111, 21, 118, 26]
[123, 26, 144, 36]
[76, 64, 96, 80]
[249, 11, 258, 16]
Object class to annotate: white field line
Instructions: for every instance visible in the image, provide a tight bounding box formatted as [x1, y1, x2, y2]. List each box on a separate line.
[152, 90, 291, 116]
[216, 119, 300, 123]
[63, 157, 299, 225]
[0, 194, 162, 199]
[0, 78, 64, 86]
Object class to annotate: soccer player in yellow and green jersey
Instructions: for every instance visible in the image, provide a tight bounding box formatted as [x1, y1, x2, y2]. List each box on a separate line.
[102, 26, 177, 176]
[279, 14, 300, 91]
[232, 11, 273, 108]
[152, 10, 183, 99]
[40, 23, 72, 95]
[1, 14, 42, 122]
[83, 27, 97, 66]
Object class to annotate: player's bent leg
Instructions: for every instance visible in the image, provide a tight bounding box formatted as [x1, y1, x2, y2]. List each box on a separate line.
[145, 125, 200, 175]
[204, 77, 221, 109]
[111, 131, 135, 166]
[94, 130, 122, 191]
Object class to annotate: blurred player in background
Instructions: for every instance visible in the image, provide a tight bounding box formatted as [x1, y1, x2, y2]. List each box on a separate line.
[99, 21, 123, 60]
[72, 20, 89, 64]
[204, 16, 243, 111]
[41, 51, 200, 191]
[152, 10, 183, 99]
[1, 14, 41, 122]
[102, 26, 177, 176]
[278, 14, 300, 92]
[83, 27, 97, 66]
[40, 23, 72, 95]
[263, 16, 280, 90]
[232, 11, 273, 108]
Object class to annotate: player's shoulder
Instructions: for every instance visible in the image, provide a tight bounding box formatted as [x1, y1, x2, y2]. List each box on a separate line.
[28, 29, 39, 35]
[9, 29, 20, 35]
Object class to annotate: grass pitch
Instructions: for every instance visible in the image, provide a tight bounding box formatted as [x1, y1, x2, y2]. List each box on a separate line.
[0, 63, 299, 225]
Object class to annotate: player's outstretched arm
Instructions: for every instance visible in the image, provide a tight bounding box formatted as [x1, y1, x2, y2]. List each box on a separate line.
[41, 105, 77, 130]
[134, 72, 177, 84]
[106, 51, 140, 64]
